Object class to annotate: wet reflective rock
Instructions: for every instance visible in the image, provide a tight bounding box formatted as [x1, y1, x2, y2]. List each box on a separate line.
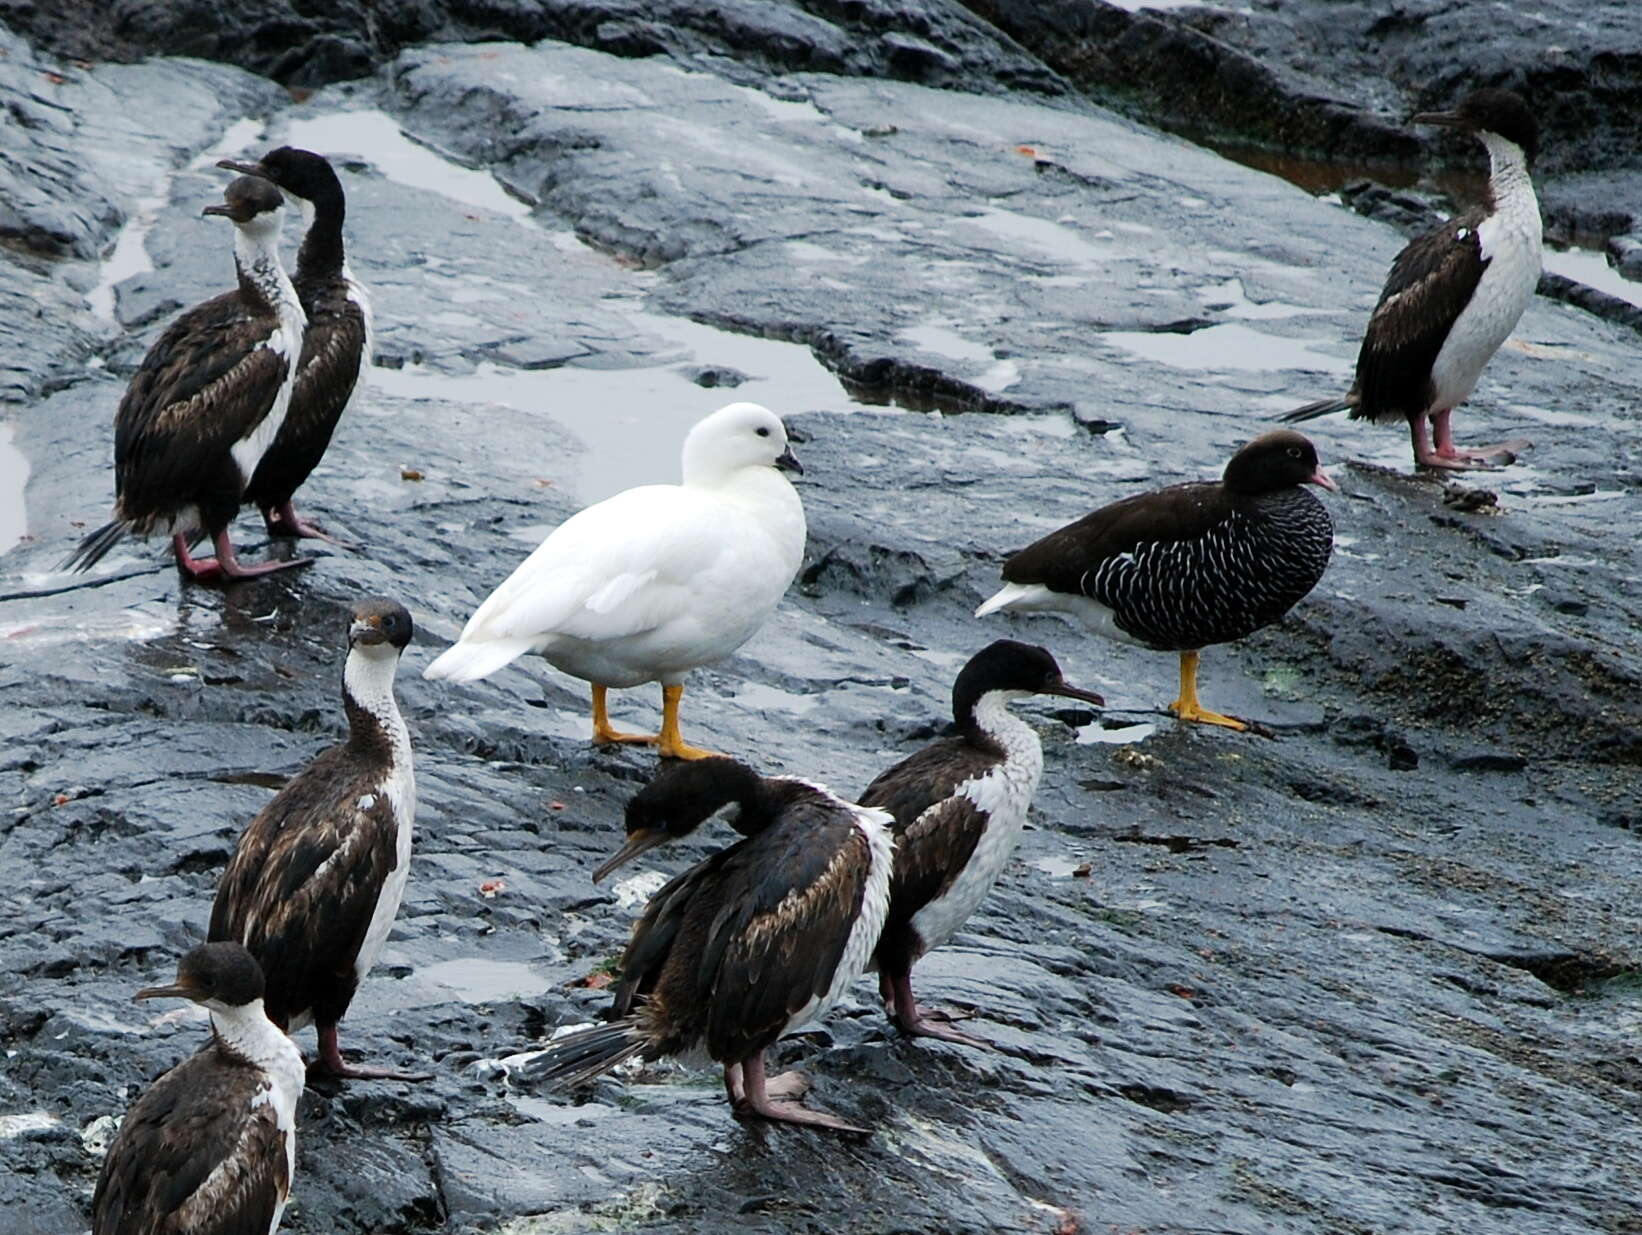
[1, 9, 1641, 1235]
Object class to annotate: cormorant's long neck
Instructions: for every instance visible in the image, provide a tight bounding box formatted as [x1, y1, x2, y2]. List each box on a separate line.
[209, 997, 295, 1070]
[342, 646, 409, 765]
[232, 219, 303, 323]
[957, 688, 1034, 754]
[1480, 133, 1539, 229]
[294, 191, 346, 284]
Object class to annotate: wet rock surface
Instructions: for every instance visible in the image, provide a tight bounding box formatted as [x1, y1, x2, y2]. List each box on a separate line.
[2, 9, 1641, 1235]
[8, 0, 1067, 95]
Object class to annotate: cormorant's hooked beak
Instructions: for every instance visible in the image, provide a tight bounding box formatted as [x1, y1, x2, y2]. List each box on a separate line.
[216, 157, 266, 177]
[593, 828, 670, 883]
[134, 980, 202, 1003]
[1409, 109, 1466, 130]
[349, 615, 386, 646]
[774, 447, 803, 475]
[1308, 467, 1340, 493]
[1046, 677, 1105, 708]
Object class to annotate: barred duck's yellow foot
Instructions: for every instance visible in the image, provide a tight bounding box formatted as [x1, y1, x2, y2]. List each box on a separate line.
[1169, 651, 1248, 731]
[1167, 699, 1249, 731]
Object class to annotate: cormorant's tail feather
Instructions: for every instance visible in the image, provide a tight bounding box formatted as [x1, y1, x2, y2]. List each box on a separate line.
[520, 1018, 646, 1091]
[63, 520, 128, 573]
[1279, 396, 1354, 424]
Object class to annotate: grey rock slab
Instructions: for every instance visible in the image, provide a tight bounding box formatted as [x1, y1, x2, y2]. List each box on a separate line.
[2, 18, 1641, 1235]
[965, 0, 1642, 231]
[8, 0, 1069, 96]
[0, 27, 282, 405]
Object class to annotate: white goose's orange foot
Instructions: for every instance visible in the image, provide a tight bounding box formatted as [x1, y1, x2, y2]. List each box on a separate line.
[656, 683, 725, 760]
[657, 737, 725, 761]
[593, 726, 660, 747]
[590, 683, 661, 747]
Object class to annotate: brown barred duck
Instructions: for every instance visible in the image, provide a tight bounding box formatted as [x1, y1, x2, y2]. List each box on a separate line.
[1284, 89, 1541, 470]
[859, 640, 1103, 1048]
[93, 943, 304, 1235]
[67, 175, 309, 582]
[219, 147, 372, 542]
[209, 597, 424, 1082]
[527, 757, 893, 1133]
[976, 431, 1336, 731]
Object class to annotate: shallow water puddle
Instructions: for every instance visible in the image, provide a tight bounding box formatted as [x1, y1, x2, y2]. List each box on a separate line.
[284, 109, 537, 223]
[897, 323, 1022, 395]
[1098, 322, 1353, 373]
[86, 190, 166, 321]
[960, 206, 1111, 267]
[0, 605, 178, 646]
[372, 308, 889, 502]
[86, 118, 267, 322]
[899, 323, 994, 364]
[0, 424, 28, 556]
[1541, 246, 1642, 310]
[190, 118, 267, 171]
[1076, 719, 1158, 745]
[1196, 277, 1330, 321]
[420, 957, 542, 1003]
[270, 105, 916, 500]
[1032, 855, 1086, 878]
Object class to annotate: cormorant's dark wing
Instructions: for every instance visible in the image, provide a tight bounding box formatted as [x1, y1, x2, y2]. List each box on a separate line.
[208, 747, 398, 1028]
[290, 303, 366, 425]
[247, 302, 367, 506]
[1000, 481, 1230, 596]
[91, 1049, 289, 1235]
[607, 795, 873, 1062]
[610, 852, 731, 1017]
[114, 293, 290, 507]
[859, 741, 996, 962]
[1354, 206, 1489, 419]
[697, 801, 871, 1062]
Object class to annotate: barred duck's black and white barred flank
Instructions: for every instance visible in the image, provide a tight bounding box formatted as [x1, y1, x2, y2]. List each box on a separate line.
[219, 147, 372, 542]
[65, 175, 309, 583]
[859, 641, 1103, 1049]
[93, 943, 304, 1235]
[976, 431, 1336, 730]
[526, 757, 893, 1133]
[1066, 476, 1334, 652]
[209, 597, 424, 1083]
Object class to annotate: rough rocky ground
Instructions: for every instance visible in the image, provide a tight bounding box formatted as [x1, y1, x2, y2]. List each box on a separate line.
[2, 6, 1641, 1235]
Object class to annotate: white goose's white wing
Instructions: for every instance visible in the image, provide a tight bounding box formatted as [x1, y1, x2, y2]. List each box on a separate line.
[426, 485, 742, 681]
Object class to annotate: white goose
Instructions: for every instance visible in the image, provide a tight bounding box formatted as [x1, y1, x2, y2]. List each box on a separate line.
[424, 402, 807, 759]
